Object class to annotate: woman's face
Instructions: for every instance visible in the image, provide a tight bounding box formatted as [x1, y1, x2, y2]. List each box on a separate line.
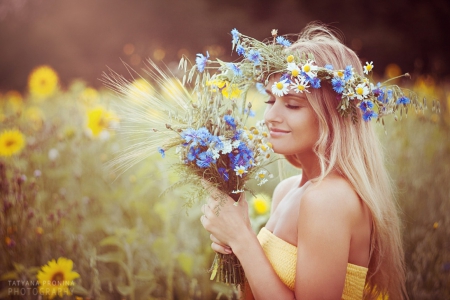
[263, 76, 320, 156]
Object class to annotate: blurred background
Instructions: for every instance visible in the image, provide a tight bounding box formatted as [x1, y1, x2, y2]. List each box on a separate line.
[0, 0, 449, 299]
[1, 0, 450, 91]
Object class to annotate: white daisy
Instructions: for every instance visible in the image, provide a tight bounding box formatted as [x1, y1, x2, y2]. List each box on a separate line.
[257, 179, 268, 186]
[355, 83, 370, 100]
[290, 77, 310, 93]
[255, 169, 268, 181]
[363, 61, 374, 75]
[334, 70, 345, 79]
[271, 79, 289, 96]
[234, 165, 247, 177]
[287, 63, 301, 78]
[301, 60, 318, 78]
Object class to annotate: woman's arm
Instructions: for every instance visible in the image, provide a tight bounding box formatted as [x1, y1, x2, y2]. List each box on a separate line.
[202, 192, 296, 300]
[294, 179, 359, 299]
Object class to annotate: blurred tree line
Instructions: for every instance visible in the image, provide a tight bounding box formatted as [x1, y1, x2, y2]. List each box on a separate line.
[0, 0, 449, 92]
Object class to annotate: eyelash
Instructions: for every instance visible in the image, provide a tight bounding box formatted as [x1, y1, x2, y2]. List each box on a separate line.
[264, 99, 300, 110]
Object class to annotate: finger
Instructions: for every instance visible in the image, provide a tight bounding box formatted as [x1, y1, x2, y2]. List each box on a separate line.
[211, 242, 233, 255]
[210, 234, 230, 248]
[200, 215, 207, 227]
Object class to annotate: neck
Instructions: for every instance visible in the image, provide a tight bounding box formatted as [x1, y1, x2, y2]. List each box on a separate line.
[295, 151, 322, 186]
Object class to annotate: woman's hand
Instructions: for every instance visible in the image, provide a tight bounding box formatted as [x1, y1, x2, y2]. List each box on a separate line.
[210, 233, 233, 254]
[200, 183, 252, 250]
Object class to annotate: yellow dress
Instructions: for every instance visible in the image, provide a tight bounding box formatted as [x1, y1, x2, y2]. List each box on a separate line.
[257, 227, 368, 300]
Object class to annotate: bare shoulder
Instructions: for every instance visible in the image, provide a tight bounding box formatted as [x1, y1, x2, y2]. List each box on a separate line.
[300, 176, 363, 226]
[271, 175, 301, 212]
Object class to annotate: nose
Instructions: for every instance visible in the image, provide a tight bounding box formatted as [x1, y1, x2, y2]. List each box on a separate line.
[264, 99, 283, 125]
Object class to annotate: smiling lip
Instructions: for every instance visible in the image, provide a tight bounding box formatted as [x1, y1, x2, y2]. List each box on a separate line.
[269, 127, 291, 137]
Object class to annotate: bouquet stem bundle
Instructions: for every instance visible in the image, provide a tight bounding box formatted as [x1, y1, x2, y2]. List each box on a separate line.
[210, 252, 246, 287]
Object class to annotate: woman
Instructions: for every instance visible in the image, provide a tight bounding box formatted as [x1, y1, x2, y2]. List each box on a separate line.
[200, 24, 408, 299]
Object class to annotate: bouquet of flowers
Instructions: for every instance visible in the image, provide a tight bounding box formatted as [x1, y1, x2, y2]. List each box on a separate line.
[102, 57, 275, 286]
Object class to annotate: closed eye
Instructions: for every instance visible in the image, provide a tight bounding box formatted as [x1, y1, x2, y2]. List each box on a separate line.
[286, 104, 300, 109]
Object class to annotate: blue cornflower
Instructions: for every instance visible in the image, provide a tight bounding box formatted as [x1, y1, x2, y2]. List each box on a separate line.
[331, 77, 345, 94]
[195, 51, 209, 72]
[181, 127, 211, 147]
[231, 28, 240, 44]
[246, 49, 262, 66]
[244, 108, 256, 117]
[236, 44, 245, 56]
[229, 143, 254, 170]
[227, 63, 242, 76]
[362, 110, 378, 122]
[218, 167, 229, 182]
[196, 151, 215, 168]
[233, 129, 243, 140]
[158, 147, 165, 158]
[276, 36, 291, 47]
[187, 147, 200, 162]
[372, 83, 386, 102]
[280, 73, 292, 84]
[324, 64, 334, 70]
[255, 82, 267, 95]
[309, 77, 321, 89]
[344, 65, 353, 81]
[224, 115, 237, 129]
[359, 100, 374, 113]
[396, 96, 410, 105]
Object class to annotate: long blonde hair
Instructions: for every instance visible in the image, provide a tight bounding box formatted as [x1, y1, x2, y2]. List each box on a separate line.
[284, 23, 408, 299]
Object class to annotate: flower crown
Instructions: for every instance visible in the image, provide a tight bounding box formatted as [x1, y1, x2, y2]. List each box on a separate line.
[182, 28, 430, 124]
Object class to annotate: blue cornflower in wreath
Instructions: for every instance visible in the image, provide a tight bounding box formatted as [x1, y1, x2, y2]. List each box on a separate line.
[246, 49, 263, 66]
[276, 36, 292, 47]
[396, 96, 410, 105]
[236, 44, 245, 56]
[331, 77, 345, 94]
[228, 63, 243, 76]
[195, 51, 209, 72]
[363, 110, 378, 122]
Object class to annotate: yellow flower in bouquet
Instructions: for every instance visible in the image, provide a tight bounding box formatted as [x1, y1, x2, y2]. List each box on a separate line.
[37, 257, 80, 299]
[0, 129, 26, 157]
[28, 65, 59, 99]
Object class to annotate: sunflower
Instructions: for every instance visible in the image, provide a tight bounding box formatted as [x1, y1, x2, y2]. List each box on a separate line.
[28, 65, 59, 98]
[86, 106, 118, 138]
[37, 257, 80, 299]
[0, 129, 26, 157]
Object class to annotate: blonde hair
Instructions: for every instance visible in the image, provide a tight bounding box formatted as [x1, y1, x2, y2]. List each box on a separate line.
[285, 23, 408, 299]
